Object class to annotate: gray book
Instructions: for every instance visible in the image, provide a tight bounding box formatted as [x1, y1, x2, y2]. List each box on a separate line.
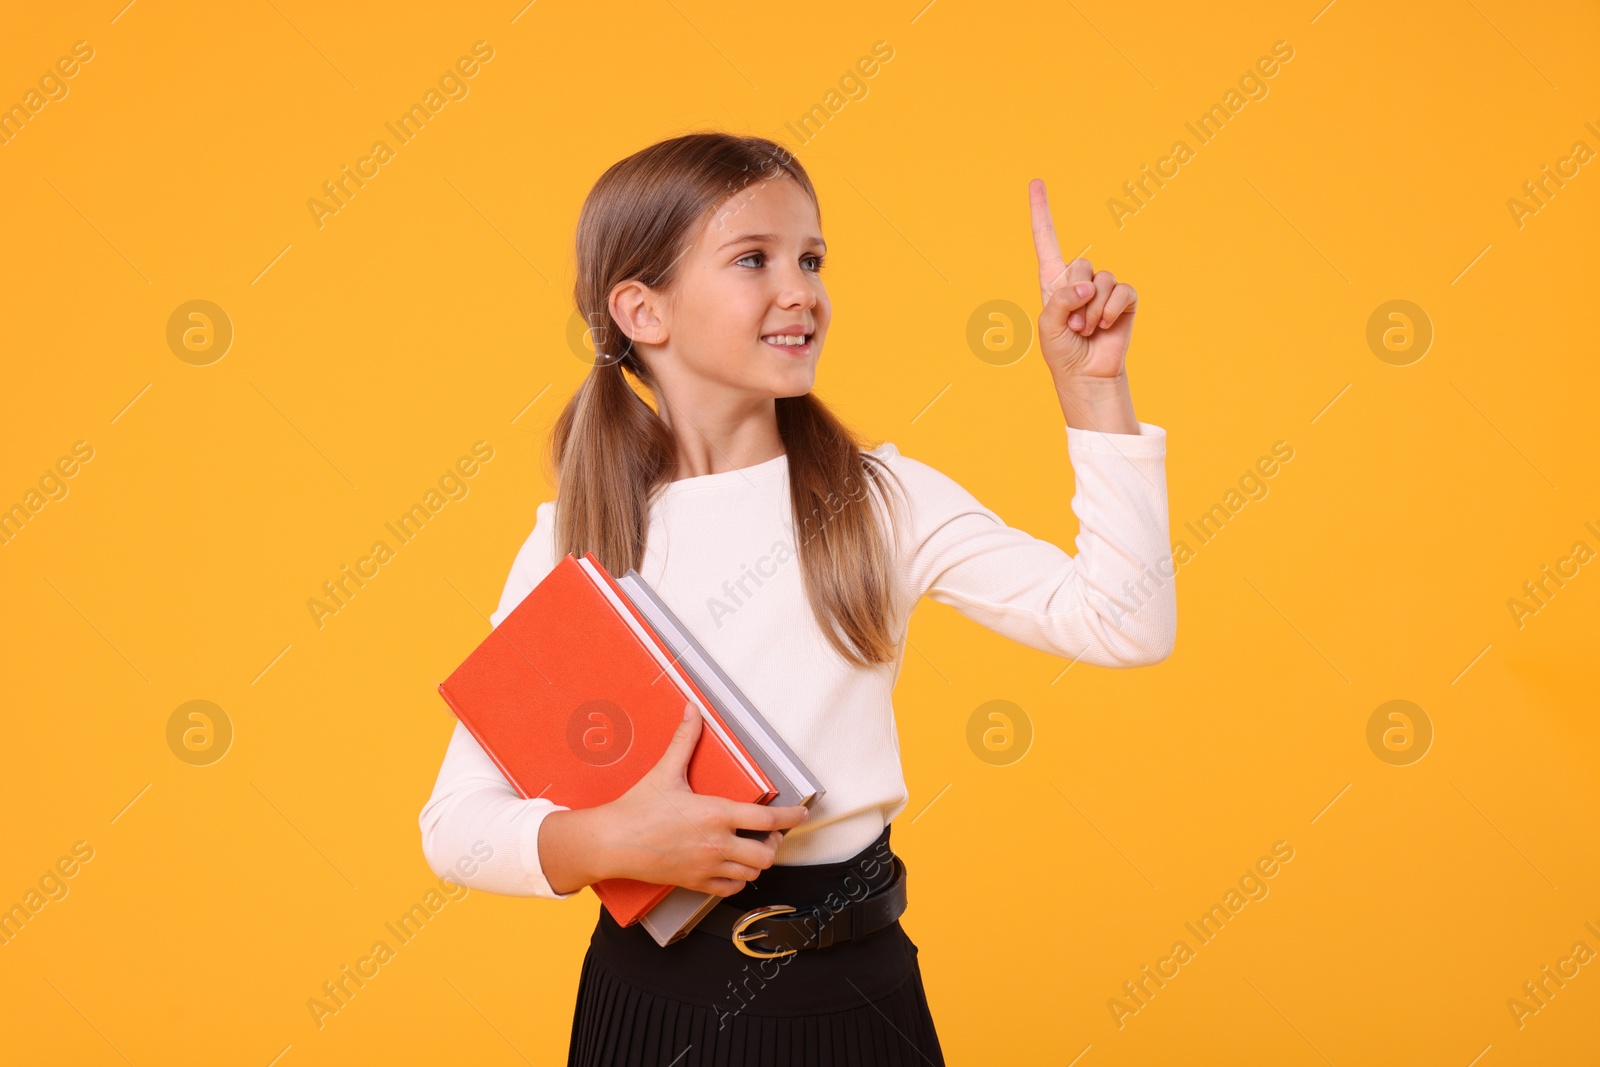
[614, 569, 825, 947]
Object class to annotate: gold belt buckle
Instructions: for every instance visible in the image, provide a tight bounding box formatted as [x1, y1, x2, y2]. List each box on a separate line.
[731, 904, 799, 958]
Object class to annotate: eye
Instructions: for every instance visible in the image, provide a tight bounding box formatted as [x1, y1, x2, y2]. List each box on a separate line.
[733, 251, 827, 272]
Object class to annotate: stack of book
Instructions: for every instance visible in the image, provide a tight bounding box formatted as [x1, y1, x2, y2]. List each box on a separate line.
[437, 551, 824, 947]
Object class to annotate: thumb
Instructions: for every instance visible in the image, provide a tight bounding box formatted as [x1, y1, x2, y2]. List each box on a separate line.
[1041, 279, 1097, 337]
[653, 701, 702, 782]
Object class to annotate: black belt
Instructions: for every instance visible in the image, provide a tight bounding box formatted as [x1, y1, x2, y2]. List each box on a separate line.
[691, 854, 908, 957]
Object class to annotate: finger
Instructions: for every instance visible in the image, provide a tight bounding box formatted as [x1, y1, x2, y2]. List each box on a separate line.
[1098, 283, 1138, 328]
[705, 877, 748, 898]
[727, 800, 810, 832]
[712, 827, 780, 870]
[1029, 179, 1069, 301]
[1043, 280, 1099, 336]
[718, 859, 762, 882]
[720, 831, 780, 876]
[1060, 258, 1096, 326]
[653, 702, 703, 781]
[1079, 271, 1117, 335]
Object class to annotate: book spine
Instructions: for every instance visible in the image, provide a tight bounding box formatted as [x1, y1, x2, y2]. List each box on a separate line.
[583, 554, 776, 799]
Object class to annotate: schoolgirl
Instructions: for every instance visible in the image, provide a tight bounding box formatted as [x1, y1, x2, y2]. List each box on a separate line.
[421, 131, 1176, 1066]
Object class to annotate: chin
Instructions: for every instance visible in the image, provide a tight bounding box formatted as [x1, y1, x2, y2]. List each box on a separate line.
[772, 372, 817, 399]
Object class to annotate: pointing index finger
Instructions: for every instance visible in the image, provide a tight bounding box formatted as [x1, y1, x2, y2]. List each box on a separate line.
[1029, 178, 1070, 302]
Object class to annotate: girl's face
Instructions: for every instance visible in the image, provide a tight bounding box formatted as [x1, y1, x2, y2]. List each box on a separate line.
[634, 176, 829, 403]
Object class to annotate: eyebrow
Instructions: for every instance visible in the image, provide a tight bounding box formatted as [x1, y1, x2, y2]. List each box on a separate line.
[714, 232, 827, 252]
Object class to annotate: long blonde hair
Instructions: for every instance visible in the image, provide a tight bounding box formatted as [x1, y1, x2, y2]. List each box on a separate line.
[548, 131, 908, 668]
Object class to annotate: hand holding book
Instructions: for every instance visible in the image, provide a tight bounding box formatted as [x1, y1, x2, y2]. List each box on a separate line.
[544, 703, 810, 897]
[437, 550, 826, 944]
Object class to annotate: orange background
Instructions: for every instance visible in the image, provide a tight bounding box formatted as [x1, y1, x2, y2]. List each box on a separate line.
[2, 1, 1596, 1064]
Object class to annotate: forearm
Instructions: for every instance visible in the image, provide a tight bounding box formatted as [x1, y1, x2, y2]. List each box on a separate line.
[1052, 368, 1140, 435]
[537, 806, 616, 895]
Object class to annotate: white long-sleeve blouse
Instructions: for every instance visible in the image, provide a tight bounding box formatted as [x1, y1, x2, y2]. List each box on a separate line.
[419, 422, 1177, 898]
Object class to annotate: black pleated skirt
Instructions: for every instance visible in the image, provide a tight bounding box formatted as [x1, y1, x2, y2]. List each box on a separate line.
[567, 823, 945, 1066]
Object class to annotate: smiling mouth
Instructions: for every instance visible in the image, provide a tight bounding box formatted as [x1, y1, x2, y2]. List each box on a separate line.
[761, 333, 813, 356]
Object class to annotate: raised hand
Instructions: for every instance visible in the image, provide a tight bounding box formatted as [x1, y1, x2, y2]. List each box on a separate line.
[1030, 178, 1138, 381]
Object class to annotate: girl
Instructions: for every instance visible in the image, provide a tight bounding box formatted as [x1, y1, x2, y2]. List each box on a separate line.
[420, 131, 1176, 1066]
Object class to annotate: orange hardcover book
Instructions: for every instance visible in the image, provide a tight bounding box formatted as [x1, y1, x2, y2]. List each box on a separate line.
[437, 551, 777, 927]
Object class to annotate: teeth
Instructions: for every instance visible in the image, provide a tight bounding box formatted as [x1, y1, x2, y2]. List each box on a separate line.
[762, 334, 808, 345]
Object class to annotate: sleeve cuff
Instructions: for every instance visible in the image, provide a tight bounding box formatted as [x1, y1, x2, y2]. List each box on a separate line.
[1065, 420, 1167, 458]
[519, 802, 579, 900]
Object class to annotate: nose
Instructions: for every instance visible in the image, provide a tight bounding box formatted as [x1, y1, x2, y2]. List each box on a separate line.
[775, 262, 818, 311]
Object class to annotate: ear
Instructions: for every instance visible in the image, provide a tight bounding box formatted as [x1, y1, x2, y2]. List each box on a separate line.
[608, 279, 669, 350]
